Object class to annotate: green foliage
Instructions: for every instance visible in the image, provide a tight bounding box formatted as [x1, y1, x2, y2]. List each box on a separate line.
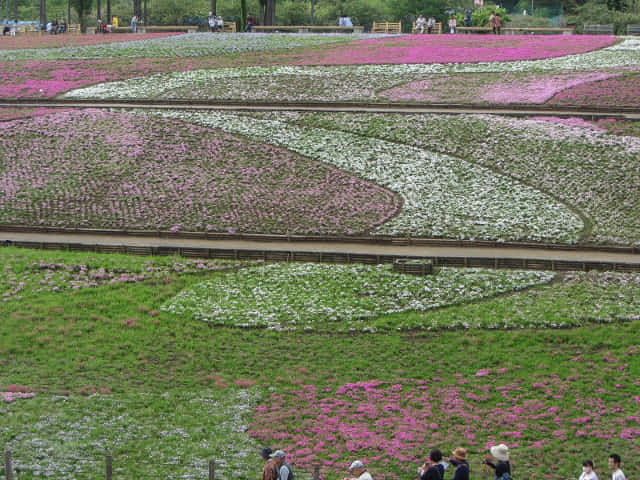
[506, 12, 555, 26]
[387, 0, 446, 25]
[470, 5, 510, 25]
[566, 0, 640, 33]
[275, 0, 308, 24]
[69, 0, 92, 28]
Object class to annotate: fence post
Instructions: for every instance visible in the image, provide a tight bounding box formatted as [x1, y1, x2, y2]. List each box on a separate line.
[106, 454, 112, 480]
[313, 465, 320, 480]
[208, 459, 215, 480]
[5, 449, 13, 480]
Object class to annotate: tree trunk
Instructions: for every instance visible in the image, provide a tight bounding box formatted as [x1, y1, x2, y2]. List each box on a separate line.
[106, 0, 111, 24]
[241, 0, 247, 30]
[13, 0, 17, 22]
[143, 0, 146, 24]
[259, 0, 266, 24]
[96, 0, 101, 20]
[310, 0, 316, 25]
[265, 0, 275, 25]
[211, 0, 216, 15]
[40, 0, 46, 28]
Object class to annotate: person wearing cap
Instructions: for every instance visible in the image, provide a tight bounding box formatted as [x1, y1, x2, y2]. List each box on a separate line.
[270, 450, 294, 480]
[608, 454, 625, 480]
[484, 444, 511, 480]
[344, 460, 372, 480]
[418, 449, 445, 480]
[449, 448, 469, 480]
[261, 447, 278, 480]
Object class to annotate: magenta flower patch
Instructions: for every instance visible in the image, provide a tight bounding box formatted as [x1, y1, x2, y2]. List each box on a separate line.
[0, 110, 399, 234]
[549, 72, 640, 107]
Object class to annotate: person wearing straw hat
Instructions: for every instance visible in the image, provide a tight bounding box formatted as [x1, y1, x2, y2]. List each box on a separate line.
[484, 444, 511, 480]
[449, 448, 470, 480]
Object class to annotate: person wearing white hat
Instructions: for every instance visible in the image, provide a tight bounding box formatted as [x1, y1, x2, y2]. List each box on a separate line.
[343, 460, 373, 480]
[269, 451, 294, 480]
[484, 444, 511, 480]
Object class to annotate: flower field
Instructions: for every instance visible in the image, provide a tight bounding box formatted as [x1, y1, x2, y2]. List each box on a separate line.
[2, 31, 640, 480]
[1, 247, 640, 479]
[0, 32, 179, 51]
[0, 110, 399, 234]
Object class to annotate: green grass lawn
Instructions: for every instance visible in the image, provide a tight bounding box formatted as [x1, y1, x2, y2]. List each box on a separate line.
[1, 247, 639, 480]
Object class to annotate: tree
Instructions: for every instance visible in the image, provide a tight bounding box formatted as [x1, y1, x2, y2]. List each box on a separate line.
[70, 0, 91, 28]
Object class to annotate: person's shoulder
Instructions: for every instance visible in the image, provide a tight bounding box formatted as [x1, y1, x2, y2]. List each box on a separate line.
[361, 472, 373, 480]
[612, 470, 626, 480]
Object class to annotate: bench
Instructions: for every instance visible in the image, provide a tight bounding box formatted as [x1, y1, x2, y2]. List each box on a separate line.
[503, 26, 575, 34]
[583, 24, 614, 34]
[456, 26, 493, 33]
[372, 21, 402, 34]
[412, 21, 442, 34]
[627, 24, 640, 35]
[221, 21, 237, 32]
[251, 25, 363, 33]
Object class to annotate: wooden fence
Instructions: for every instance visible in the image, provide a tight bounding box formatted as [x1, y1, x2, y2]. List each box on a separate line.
[2, 450, 324, 480]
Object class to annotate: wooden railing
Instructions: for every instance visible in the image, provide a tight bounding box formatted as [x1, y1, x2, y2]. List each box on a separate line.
[372, 21, 402, 34]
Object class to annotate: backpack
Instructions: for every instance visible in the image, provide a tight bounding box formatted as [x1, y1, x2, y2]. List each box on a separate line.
[278, 463, 295, 480]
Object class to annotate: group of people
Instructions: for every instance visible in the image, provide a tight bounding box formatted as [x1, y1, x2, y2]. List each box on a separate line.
[207, 12, 224, 32]
[488, 11, 502, 34]
[414, 14, 437, 34]
[260, 444, 627, 480]
[46, 18, 67, 34]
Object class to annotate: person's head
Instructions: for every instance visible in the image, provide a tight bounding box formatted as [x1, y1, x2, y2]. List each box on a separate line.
[270, 450, 286, 466]
[260, 447, 272, 461]
[490, 444, 509, 462]
[349, 460, 366, 477]
[451, 448, 468, 463]
[429, 449, 443, 463]
[608, 454, 621, 471]
[582, 460, 594, 473]
[419, 14, 424, 17]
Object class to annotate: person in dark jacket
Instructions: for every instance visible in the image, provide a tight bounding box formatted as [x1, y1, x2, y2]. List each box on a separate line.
[484, 444, 511, 480]
[449, 448, 470, 480]
[419, 449, 445, 480]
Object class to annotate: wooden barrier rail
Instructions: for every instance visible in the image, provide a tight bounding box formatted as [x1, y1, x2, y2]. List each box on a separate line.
[251, 25, 363, 33]
[3, 239, 639, 272]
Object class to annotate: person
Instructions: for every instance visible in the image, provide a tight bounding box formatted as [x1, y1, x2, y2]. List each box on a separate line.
[448, 15, 456, 34]
[216, 15, 224, 31]
[489, 11, 496, 34]
[343, 15, 353, 27]
[449, 448, 469, 480]
[494, 13, 501, 34]
[580, 460, 598, 480]
[418, 449, 445, 480]
[270, 451, 294, 480]
[246, 14, 255, 32]
[344, 460, 372, 480]
[2, 18, 10, 36]
[100, 19, 108, 33]
[484, 444, 511, 480]
[51, 17, 58, 34]
[464, 10, 471, 27]
[46, 21, 52, 33]
[608, 454, 625, 480]
[261, 447, 278, 480]
[130, 14, 137, 33]
[339, 14, 346, 26]
[427, 15, 436, 33]
[9, 20, 16, 36]
[415, 14, 426, 33]
[59, 18, 67, 33]
[208, 11, 216, 32]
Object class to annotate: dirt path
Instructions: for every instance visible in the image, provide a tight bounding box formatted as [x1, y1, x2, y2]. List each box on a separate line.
[3, 231, 639, 271]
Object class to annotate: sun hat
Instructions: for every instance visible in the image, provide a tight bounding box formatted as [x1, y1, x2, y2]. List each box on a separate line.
[349, 460, 365, 471]
[490, 444, 510, 462]
[270, 450, 286, 458]
[451, 448, 468, 461]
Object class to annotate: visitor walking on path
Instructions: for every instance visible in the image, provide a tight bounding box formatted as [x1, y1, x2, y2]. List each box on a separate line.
[419, 449, 445, 480]
[494, 13, 501, 34]
[449, 448, 470, 480]
[261, 447, 278, 480]
[609, 454, 625, 480]
[130, 15, 138, 33]
[483, 444, 511, 480]
[448, 15, 456, 33]
[489, 11, 496, 33]
[344, 460, 372, 480]
[580, 460, 598, 480]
